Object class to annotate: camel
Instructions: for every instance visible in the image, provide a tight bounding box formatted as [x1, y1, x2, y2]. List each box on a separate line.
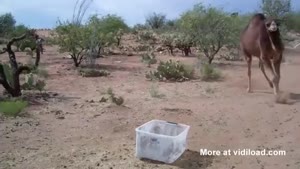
[240, 13, 284, 95]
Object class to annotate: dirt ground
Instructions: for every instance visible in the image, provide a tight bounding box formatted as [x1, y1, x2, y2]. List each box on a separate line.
[0, 44, 300, 169]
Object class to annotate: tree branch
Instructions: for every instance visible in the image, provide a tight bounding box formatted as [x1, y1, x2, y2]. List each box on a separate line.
[7, 33, 28, 50]
[16, 66, 31, 76]
[0, 64, 14, 94]
[0, 50, 6, 55]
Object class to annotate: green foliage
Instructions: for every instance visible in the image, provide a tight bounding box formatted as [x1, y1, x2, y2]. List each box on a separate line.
[31, 67, 49, 78]
[173, 33, 194, 56]
[2, 63, 14, 86]
[132, 24, 148, 34]
[89, 14, 129, 34]
[79, 68, 110, 77]
[0, 100, 28, 117]
[53, 12, 129, 68]
[141, 50, 157, 67]
[21, 73, 46, 91]
[260, 0, 291, 19]
[163, 19, 179, 30]
[200, 63, 221, 81]
[54, 22, 89, 67]
[145, 12, 167, 29]
[285, 12, 300, 32]
[137, 30, 157, 43]
[106, 87, 124, 106]
[87, 14, 128, 50]
[0, 13, 16, 38]
[160, 33, 177, 55]
[8, 24, 33, 51]
[178, 4, 236, 63]
[146, 60, 194, 82]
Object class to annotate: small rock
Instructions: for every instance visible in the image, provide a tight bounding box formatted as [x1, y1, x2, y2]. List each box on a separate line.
[56, 115, 65, 120]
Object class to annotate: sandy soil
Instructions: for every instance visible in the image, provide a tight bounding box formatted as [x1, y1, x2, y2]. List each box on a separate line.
[0, 44, 300, 169]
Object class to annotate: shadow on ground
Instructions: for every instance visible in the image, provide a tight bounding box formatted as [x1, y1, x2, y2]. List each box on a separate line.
[22, 91, 81, 106]
[80, 64, 142, 72]
[142, 149, 215, 169]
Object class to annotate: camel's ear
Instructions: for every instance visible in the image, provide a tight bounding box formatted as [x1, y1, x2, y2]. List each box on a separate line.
[264, 13, 268, 17]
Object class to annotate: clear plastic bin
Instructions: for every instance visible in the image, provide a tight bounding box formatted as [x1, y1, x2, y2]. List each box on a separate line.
[135, 119, 190, 163]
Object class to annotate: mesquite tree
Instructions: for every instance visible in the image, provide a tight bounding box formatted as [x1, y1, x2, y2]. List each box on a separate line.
[0, 30, 42, 97]
[179, 4, 234, 64]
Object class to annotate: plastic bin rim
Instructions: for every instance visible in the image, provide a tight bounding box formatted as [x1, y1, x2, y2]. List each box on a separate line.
[135, 119, 190, 137]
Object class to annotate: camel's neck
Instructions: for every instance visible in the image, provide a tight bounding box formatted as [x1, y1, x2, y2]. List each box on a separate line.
[267, 31, 284, 52]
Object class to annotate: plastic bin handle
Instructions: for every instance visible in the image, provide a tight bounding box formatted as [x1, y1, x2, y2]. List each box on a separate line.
[166, 121, 178, 125]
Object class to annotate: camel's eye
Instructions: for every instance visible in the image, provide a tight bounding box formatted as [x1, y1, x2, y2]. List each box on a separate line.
[266, 23, 271, 27]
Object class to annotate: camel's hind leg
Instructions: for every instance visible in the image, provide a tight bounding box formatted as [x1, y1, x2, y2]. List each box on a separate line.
[243, 51, 253, 93]
[259, 59, 273, 88]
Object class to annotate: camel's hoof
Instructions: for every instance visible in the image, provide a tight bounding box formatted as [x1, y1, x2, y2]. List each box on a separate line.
[269, 83, 274, 88]
[247, 88, 253, 93]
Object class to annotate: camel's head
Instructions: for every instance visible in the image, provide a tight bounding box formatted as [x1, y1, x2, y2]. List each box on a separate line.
[265, 18, 280, 32]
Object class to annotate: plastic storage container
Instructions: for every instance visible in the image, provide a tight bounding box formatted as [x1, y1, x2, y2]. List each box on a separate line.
[135, 119, 190, 163]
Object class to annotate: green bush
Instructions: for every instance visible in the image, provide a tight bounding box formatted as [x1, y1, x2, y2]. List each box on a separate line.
[200, 63, 221, 81]
[137, 30, 157, 43]
[146, 60, 194, 82]
[0, 100, 28, 117]
[33, 67, 49, 78]
[2, 63, 14, 86]
[141, 50, 157, 67]
[21, 73, 46, 91]
[106, 87, 124, 106]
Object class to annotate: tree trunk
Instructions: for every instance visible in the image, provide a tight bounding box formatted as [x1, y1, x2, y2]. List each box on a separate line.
[35, 46, 41, 67]
[0, 64, 17, 96]
[184, 48, 190, 56]
[208, 57, 214, 64]
[117, 38, 121, 47]
[0, 31, 38, 97]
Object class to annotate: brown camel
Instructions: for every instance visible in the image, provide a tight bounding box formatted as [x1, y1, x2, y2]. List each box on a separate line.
[240, 13, 284, 95]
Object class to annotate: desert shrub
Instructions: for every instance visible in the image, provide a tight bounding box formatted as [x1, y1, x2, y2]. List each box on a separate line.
[179, 4, 237, 63]
[141, 50, 157, 67]
[0, 100, 28, 117]
[260, 0, 291, 19]
[137, 30, 157, 44]
[0, 13, 16, 38]
[132, 24, 148, 34]
[161, 33, 176, 55]
[135, 45, 151, 52]
[32, 67, 49, 78]
[21, 73, 46, 91]
[149, 83, 165, 98]
[200, 63, 221, 81]
[145, 12, 167, 29]
[173, 33, 194, 56]
[79, 68, 110, 77]
[285, 12, 300, 32]
[25, 59, 49, 78]
[146, 60, 194, 82]
[106, 87, 124, 106]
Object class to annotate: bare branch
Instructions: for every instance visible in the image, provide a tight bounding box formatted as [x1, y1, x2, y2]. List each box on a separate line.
[0, 49, 6, 54]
